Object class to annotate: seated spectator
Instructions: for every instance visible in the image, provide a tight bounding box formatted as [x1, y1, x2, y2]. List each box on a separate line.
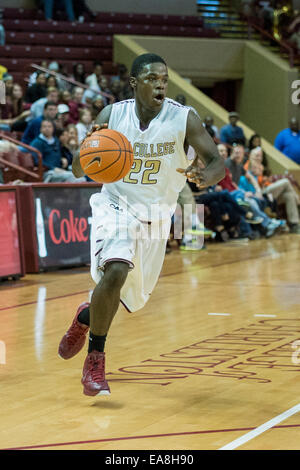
[0, 83, 31, 132]
[55, 103, 70, 130]
[248, 160, 300, 234]
[71, 63, 86, 87]
[85, 60, 103, 90]
[30, 119, 85, 182]
[30, 87, 59, 120]
[60, 89, 72, 105]
[25, 71, 47, 103]
[220, 112, 246, 146]
[3, 73, 14, 99]
[204, 116, 220, 141]
[66, 124, 79, 156]
[274, 117, 300, 164]
[76, 108, 92, 144]
[22, 101, 58, 145]
[67, 86, 85, 124]
[225, 143, 247, 185]
[28, 61, 48, 86]
[56, 128, 73, 170]
[91, 95, 105, 120]
[217, 143, 283, 238]
[110, 78, 124, 102]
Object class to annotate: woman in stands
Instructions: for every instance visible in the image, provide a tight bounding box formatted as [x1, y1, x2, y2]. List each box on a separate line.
[0, 83, 31, 132]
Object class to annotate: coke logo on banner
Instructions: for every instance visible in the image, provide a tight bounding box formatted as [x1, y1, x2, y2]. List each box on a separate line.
[48, 209, 89, 245]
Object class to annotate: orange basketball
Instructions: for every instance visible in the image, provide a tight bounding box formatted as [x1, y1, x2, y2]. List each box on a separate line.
[79, 129, 134, 183]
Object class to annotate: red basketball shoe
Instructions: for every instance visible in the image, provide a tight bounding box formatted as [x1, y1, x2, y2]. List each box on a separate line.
[81, 351, 111, 396]
[58, 302, 90, 360]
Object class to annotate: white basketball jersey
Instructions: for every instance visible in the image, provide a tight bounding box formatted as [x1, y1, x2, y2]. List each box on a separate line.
[101, 98, 190, 222]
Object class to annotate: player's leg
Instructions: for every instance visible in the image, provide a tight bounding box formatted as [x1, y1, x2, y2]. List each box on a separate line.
[58, 261, 129, 360]
[81, 261, 129, 397]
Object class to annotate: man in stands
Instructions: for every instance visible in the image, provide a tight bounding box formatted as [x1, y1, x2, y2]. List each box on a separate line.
[220, 112, 246, 146]
[274, 117, 300, 165]
[22, 101, 58, 145]
[30, 119, 85, 183]
[25, 71, 47, 103]
[29, 87, 59, 120]
[67, 87, 85, 124]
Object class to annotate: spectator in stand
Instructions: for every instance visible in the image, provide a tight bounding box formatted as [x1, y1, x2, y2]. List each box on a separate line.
[116, 64, 134, 100]
[28, 61, 48, 86]
[25, 71, 47, 103]
[73, 0, 96, 22]
[76, 108, 93, 144]
[67, 87, 85, 124]
[56, 128, 73, 170]
[220, 112, 246, 146]
[60, 89, 72, 105]
[0, 83, 31, 132]
[110, 78, 124, 102]
[225, 143, 247, 185]
[30, 87, 59, 120]
[22, 101, 58, 145]
[274, 117, 300, 164]
[217, 143, 281, 238]
[43, 0, 76, 22]
[55, 103, 70, 130]
[66, 123, 79, 156]
[246, 160, 300, 233]
[71, 63, 86, 86]
[30, 119, 85, 182]
[204, 116, 220, 141]
[46, 74, 59, 90]
[3, 74, 14, 100]
[85, 61, 103, 91]
[91, 95, 105, 120]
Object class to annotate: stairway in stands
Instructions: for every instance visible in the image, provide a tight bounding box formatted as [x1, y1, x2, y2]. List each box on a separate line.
[196, 1, 298, 67]
[196, 0, 255, 39]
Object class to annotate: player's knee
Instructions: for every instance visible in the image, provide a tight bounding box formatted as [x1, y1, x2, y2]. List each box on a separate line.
[104, 261, 129, 288]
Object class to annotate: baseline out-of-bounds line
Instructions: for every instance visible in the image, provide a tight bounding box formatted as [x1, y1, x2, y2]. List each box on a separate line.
[219, 403, 300, 450]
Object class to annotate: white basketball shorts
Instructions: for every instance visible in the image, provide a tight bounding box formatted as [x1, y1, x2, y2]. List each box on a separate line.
[89, 192, 171, 312]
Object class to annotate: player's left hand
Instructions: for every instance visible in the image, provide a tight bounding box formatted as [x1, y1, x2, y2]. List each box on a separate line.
[176, 164, 207, 189]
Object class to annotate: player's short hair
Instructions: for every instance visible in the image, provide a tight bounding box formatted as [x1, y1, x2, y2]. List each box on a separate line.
[131, 53, 167, 78]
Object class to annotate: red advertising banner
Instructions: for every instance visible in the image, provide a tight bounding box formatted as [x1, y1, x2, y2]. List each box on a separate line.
[0, 189, 23, 278]
[32, 184, 99, 270]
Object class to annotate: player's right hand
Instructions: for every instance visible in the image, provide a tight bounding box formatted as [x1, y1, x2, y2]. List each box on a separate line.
[81, 123, 108, 146]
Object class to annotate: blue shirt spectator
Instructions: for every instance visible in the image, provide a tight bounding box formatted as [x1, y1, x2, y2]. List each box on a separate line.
[220, 112, 246, 146]
[22, 101, 57, 146]
[274, 118, 300, 164]
[30, 122, 61, 170]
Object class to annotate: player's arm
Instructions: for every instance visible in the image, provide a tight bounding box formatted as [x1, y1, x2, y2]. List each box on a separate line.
[177, 110, 225, 189]
[72, 104, 113, 178]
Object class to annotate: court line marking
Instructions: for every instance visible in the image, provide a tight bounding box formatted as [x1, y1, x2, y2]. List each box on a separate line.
[208, 313, 231, 316]
[2, 423, 300, 450]
[219, 403, 300, 450]
[254, 314, 277, 318]
[0, 290, 90, 312]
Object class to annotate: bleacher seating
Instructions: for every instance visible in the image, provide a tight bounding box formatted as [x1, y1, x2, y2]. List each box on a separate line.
[1, 7, 219, 81]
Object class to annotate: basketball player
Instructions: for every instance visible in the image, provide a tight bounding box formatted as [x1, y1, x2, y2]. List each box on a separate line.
[58, 53, 225, 396]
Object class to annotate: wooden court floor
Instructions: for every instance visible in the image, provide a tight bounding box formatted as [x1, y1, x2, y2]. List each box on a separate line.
[0, 234, 300, 451]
